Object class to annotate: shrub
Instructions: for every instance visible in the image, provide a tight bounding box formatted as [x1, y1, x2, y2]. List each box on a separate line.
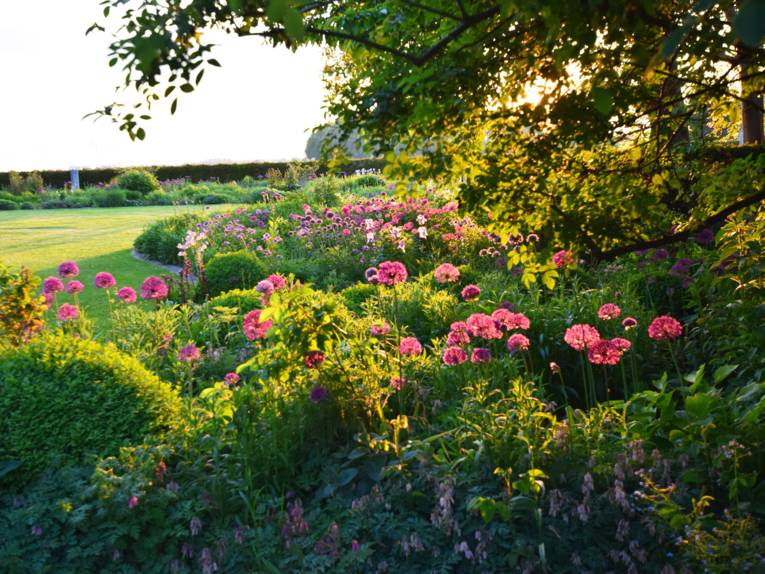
[0, 335, 180, 484]
[19, 202, 35, 210]
[114, 169, 160, 194]
[206, 287, 263, 314]
[134, 213, 202, 265]
[144, 190, 172, 205]
[8, 171, 43, 195]
[94, 188, 127, 208]
[0, 199, 19, 210]
[0, 265, 46, 346]
[39, 199, 71, 209]
[205, 250, 268, 296]
[202, 193, 227, 205]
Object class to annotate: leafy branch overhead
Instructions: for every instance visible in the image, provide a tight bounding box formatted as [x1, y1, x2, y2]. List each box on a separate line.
[93, 0, 765, 256]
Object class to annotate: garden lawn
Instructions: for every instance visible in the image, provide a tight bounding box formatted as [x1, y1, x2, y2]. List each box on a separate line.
[0, 205, 238, 326]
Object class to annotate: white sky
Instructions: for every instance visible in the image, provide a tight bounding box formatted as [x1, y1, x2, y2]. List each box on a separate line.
[0, 2, 327, 171]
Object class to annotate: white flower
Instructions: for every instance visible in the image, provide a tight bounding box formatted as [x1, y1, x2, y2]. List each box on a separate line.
[398, 239, 406, 252]
[417, 214, 427, 225]
[366, 232, 376, 243]
[416, 226, 428, 239]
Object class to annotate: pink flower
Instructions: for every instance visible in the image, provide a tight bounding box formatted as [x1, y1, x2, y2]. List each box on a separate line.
[57, 303, 79, 322]
[564, 324, 601, 351]
[256, 279, 275, 296]
[43, 276, 64, 293]
[57, 261, 80, 278]
[370, 321, 390, 336]
[224, 372, 240, 385]
[622, 317, 637, 330]
[587, 339, 623, 366]
[597, 303, 621, 320]
[128, 495, 139, 509]
[507, 333, 530, 353]
[390, 377, 406, 391]
[647, 315, 683, 341]
[442, 346, 468, 366]
[242, 309, 272, 340]
[305, 350, 325, 368]
[42, 292, 53, 309]
[399, 336, 422, 356]
[141, 276, 169, 300]
[466, 313, 502, 340]
[433, 263, 460, 284]
[66, 280, 84, 294]
[94, 272, 116, 289]
[611, 337, 632, 352]
[377, 261, 408, 286]
[178, 344, 201, 363]
[117, 286, 137, 303]
[471, 347, 491, 363]
[267, 274, 287, 290]
[552, 250, 576, 269]
[461, 284, 481, 301]
[492, 309, 530, 331]
[446, 321, 471, 346]
[550, 361, 561, 374]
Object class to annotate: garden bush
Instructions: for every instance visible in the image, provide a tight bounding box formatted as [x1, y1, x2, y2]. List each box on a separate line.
[0, 198, 19, 210]
[0, 335, 180, 485]
[205, 250, 268, 295]
[94, 188, 128, 208]
[206, 287, 263, 314]
[114, 169, 160, 194]
[134, 213, 203, 265]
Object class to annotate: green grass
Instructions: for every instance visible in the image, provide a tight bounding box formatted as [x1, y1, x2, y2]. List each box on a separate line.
[0, 205, 237, 326]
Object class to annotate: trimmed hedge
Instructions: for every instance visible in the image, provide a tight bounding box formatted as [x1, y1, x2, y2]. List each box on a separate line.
[0, 335, 181, 484]
[0, 158, 387, 188]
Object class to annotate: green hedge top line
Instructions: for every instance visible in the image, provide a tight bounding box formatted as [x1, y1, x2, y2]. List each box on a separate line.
[0, 158, 387, 188]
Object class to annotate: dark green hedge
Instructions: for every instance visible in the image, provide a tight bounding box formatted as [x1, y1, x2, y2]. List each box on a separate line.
[0, 158, 386, 188]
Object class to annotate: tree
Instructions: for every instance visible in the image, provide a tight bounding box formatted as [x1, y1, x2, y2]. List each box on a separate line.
[92, 0, 765, 257]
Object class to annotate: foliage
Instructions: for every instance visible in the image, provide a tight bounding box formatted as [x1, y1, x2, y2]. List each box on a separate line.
[0, 335, 180, 485]
[8, 171, 43, 195]
[94, 188, 128, 208]
[205, 250, 268, 296]
[113, 169, 161, 194]
[0, 265, 46, 346]
[134, 213, 203, 265]
[0, 198, 19, 210]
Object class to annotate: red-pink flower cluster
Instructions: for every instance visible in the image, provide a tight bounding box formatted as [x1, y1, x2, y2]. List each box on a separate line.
[597, 303, 621, 321]
[442, 346, 468, 366]
[433, 263, 460, 284]
[141, 276, 169, 300]
[243, 309, 272, 341]
[647, 315, 683, 341]
[507, 333, 531, 353]
[375, 261, 408, 286]
[466, 313, 502, 340]
[552, 250, 576, 269]
[399, 337, 423, 356]
[564, 324, 601, 351]
[491, 309, 530, 331]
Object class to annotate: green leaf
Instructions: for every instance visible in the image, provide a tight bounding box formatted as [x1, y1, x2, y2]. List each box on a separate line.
[662, 27, 687, 60]
[136, 127, 145, 140]
[208, 58, 221, 67]
[337, 467, 358, 486]
[170, 98, 178, 114]
[685, 393, 713, 420]
[591, 87, 613, 115]
[734, 0, 765, 47]
[0, 460, 22, 479]
[282, 8, 305, 41]
[180, 83, 194, 93]
[713, 364, 738, 384]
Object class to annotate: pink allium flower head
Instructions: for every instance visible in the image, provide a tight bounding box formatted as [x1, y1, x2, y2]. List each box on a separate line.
[370, 321, 390, 336]
[399, 336, 423, 356]
[597, 303, 622, 320]
[564, 324, 601, 351]
[461, 284, 481, 301]
[447, 321, 471, 346]
[611, 337, 632, 352]
[305, 350, 325, 368]
[128, 495, 139, 509]
[66, 280, 84, 294]
[647, 315, 683, 341]
[433, 263, 460, 284]
[390, 377, 406, 391]
[117, 286, 137, 303]
[224, 372, 240, 385]
[471, 347, 491, 363]
[442, 346, 468, 366]
[364, 267, 378, 281]
[43, 276, 64, 294]
[256, 279, 275, 297]
[507, 333, 531, 353]
[178, 344, 201, 363]
[57, 261, 80, 278]
[492, 309, 530, 331]
[42, 292, 53, 309]
[587, 339, 623, 366]
[622, 317, 638, 330]
[466, 313, 503, 340]
[550, 361, 561, 374]
[552, 250, 576, 269]
[141, 276, 169, 300]
[310, 385, 329, 402]
[242, 309, 272, 340]
[94, 272, 116, 289]
[267, 274, 287, 290]
[377, 261, 408, 286]
[57, 303, 79, 322]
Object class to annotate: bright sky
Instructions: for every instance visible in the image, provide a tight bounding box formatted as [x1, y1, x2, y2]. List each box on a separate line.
[0, 2, 327, 172]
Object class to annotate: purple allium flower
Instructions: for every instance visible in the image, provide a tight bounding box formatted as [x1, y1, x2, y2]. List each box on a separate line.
[58, 261, 80, 278]
[399, 336, 423, 356]
[94, 272, 116, 289]
[471, 347, 491, 363]
[66, 280, 84, 294]
[433, 263, 460, 284]
[442, 346, 468, 366]
[256, 279, 275, 296]
[30, 525, 43, 537]
[178, 344, 201, 363]
[310, 385, 329, 402]
[140, 276, 168, 300]
[446, 321, 471, 346]
[57, 303, 79, 322]
[117, 286, 137, 303]
[243, 309, 272, 340]
[224, 372, 240, 385]
[461, 284, 480, 301]
[622, 317, 638, 330]
[376, 261, 408, 286]
[694, 227, 714, 246]
[43, 276, 64, 293]
[650, 248, 669, 261]
[128, 495, 139, 509]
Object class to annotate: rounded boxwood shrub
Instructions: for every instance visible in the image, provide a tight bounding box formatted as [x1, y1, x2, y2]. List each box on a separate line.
[94, 188, 127, 208]
[0, 335, 180, 483]
[134, 213, 201, 265]
[114, 169, 160, 194]
[201, 193, 227, 205]
[205, 250, 268, 296]
[0, 199, 19, 210]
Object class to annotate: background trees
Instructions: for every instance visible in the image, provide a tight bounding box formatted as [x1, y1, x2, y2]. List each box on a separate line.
[94, 0, 765, 256]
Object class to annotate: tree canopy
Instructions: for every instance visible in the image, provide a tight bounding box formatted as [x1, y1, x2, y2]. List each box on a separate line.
[92, 0, 765, 257]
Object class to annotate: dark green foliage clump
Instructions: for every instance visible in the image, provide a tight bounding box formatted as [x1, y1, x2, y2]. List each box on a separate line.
[114, 169, 161, 194]
[0, 335, 180, 484]
[134, 213, 202, 265]
[205, 250, 268, 295]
